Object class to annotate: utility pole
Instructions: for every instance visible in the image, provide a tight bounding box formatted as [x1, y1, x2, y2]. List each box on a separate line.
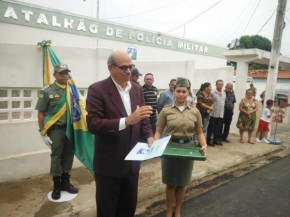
[96, 0, 100, 48]
[264, 0, 287, 105]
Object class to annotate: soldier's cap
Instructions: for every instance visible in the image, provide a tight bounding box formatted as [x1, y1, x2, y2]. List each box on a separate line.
[175, 77, 190, 87]
[54, 64, 71, 74]
[131, 68, 143, 76]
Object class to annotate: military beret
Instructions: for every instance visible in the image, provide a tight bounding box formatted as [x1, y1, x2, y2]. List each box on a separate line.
[175, 77, 190, 87]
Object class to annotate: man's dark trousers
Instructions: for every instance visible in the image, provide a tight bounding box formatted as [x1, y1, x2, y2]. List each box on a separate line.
[222, 109, 233, 141]
[95, 173, 139, 217]
[150, 116, 157, 134]
[207, 116, 223, 145]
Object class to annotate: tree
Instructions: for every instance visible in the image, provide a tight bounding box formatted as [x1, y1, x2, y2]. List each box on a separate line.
[239, 35, 271, 51]
[227, 35, 272, 69]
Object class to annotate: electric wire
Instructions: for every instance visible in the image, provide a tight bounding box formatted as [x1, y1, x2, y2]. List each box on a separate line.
[256, 9, 277, 35]
[163, 0, 224, 34]
[225, 0, 258, 37]
[106, 0, 187, 20]
[240, 0, 262, 35]
[213, 0, 255, 44]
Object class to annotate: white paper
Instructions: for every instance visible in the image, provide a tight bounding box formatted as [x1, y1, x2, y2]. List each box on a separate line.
[125, 136, 171, 161]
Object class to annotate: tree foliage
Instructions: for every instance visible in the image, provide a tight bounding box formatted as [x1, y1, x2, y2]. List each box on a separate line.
[239, 35, 271, 51]
[227, 35, 272, 69]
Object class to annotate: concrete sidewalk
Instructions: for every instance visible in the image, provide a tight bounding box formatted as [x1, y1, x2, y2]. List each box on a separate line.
[0, 123, 289, 217]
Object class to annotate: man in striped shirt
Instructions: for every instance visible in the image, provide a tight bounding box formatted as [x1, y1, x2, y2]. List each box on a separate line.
[143, 73, 159, 134]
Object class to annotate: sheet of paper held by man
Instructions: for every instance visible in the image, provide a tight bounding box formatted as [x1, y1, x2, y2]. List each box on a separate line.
[125, 136, 171, 161]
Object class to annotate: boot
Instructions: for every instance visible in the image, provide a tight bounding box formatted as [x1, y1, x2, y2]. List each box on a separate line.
[61, 173, 78, 194]
[52, 176, 61, 200]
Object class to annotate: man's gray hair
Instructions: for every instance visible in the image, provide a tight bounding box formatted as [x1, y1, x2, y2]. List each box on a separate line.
[107, 54, 115, 65]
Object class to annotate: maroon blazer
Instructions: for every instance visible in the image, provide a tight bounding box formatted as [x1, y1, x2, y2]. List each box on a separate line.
[86, 76, 153, 177]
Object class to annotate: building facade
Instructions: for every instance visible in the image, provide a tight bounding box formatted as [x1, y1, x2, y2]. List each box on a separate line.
[0, 0, 232, 124]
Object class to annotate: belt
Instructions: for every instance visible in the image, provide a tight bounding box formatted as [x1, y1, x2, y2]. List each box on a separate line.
[49, 125, 67, 130]
[171, 137, 190, 144]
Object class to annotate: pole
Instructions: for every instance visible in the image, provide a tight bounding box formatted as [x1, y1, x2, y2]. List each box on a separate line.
[96, 0, 100, 48]
[183, 24, 186, 38]
[264, 0, 287, 104]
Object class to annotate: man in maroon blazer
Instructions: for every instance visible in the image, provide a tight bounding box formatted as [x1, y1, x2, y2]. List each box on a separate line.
[86, 50, 154, 217]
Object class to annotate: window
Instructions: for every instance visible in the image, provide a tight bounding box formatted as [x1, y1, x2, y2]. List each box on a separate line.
[0, 89, 37, 122]
[0, 90, 7, 97]
[12, 90, 20, 97]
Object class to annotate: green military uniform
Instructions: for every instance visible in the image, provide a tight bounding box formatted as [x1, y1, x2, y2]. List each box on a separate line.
[157, 102, 202, 186]
[35, 82, 74, 177]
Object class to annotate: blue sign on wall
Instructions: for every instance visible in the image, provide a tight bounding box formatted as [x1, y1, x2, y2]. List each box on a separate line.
[127, 47, 137, 60]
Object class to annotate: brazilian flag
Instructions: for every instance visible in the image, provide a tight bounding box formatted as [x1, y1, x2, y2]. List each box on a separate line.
[37, 40, 95, 175]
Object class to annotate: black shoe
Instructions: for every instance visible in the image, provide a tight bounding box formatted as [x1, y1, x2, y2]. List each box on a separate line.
[61, 173, 79, 194]
[217, 141, 223, 146]
[61, 183, 78, 194]
[208, 143, 215, 147]
[213, 141, 219, 146]
[222, 139, 230, 143]
[52, 187, 61, 200]
[52, 176, 61, 200]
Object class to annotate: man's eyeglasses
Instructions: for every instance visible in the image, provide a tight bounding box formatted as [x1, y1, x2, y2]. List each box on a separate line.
[112, 64, 135, 71]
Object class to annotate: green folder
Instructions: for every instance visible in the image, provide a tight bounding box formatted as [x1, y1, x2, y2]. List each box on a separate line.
[162, 142, 206, 161]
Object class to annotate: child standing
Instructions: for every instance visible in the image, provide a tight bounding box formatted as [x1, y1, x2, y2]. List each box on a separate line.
[255, 99, 274, 143]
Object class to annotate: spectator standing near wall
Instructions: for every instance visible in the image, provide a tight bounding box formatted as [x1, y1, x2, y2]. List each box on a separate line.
[129, 68, 143, 85]
[157, 79, 176, 113]
[143, 73, 159, 134]
[260, 90, 265, 105]
[249, 83, 257, 98]
[206, 80, 226, 146]
[221, 83, 236, 143]
[236, 89, 258, 144]
[255, 99, 274, 143]
[196, 82, 214, 137]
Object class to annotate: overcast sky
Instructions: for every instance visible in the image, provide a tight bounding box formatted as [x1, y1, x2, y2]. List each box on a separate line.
[18, 0, 290, 57]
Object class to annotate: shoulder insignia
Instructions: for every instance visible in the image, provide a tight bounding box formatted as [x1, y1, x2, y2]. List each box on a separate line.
[41, 85, 51, 90]
[164, 104, 173, 108]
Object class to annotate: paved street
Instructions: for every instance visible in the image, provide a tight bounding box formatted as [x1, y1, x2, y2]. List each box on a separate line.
[154, 153, 290, 217]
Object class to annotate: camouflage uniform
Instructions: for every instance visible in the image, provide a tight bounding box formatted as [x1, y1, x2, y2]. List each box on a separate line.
[35, 82, 74, 176]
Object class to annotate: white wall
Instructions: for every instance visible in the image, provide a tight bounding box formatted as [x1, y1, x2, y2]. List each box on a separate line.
[0, 43, 112, 88]
[191, 66, 234, 91]
[135, 61, 195, 89]
[0, 23, 97, 49]
[0, 42, 229, 89]
[253, 78, 290, 99]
